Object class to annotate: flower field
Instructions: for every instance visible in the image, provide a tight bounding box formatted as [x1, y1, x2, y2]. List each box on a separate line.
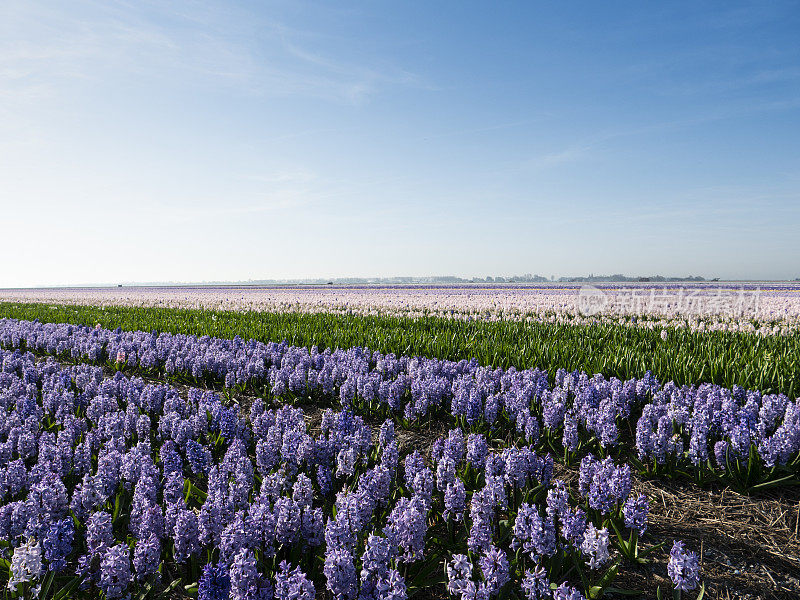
[2, 283, 800, 335]
[0, 299, 798, 599]
[1, 301, 799, 399]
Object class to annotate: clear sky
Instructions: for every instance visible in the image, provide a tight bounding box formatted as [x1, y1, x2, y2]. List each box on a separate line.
[2, 1, 799, 286]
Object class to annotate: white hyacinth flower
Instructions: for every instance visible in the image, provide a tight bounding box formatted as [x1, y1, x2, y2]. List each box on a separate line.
[581, 524, 611, 570]
[8, 538, 43, 595]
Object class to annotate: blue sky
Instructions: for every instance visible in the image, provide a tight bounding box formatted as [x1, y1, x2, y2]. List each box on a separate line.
[2, 1, 799, 285]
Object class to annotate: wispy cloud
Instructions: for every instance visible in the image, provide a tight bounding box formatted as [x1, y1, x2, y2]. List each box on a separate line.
[239, 169, 317, 185]
[517, 92, 800, 175]
[579, 185, 800, 240]
[144, 193, 308, 223]
[664, 65, 800, 98]
[417, 117, 552, 142]
[277, 38, 420, 104]
[525, 145, 590, 171]
[0, 0, 424, 109]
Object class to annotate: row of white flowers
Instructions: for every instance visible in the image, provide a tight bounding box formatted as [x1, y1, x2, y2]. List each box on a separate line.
[1, 283, 799, 336]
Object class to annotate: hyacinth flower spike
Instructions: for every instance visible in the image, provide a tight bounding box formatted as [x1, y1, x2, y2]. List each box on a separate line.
[656, 540, 705, 600]
[607, 494, 665, 563]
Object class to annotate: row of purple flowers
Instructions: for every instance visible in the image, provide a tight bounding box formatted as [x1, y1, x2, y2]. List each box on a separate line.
[0, 347, 699, 599]
[1, 318, 798, 486]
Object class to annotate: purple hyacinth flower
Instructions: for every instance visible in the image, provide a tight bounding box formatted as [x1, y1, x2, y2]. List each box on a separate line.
[199, 561, 231, 600]
[553, 583, 585, 600]
[99, 544, 132, 600]
[275, 560, 315, 600]
[479, 546, 510, 596]
[622, 494, 649, 535]
[521, 567, 550, 600]
[667, 540, 701, 591]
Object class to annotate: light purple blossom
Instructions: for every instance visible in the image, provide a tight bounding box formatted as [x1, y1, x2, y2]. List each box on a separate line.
[324, 547, 357, 600]
[512, 503, 556, 560]
[444, 479, 466, 521]
[100, 543, 132, 600]
[386, 496, 428, 563]
[275, 560, 315, 600]
[521, 567, 551, 600]
[667, 540, 701, 591]
[553, 584, 585, 600]
[623, 494, 649, 535]
[447, 554, 472, 596]
[581, 524, 611, 569]
[479, 546, 510, 596]
[133, 534, 161, 581]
